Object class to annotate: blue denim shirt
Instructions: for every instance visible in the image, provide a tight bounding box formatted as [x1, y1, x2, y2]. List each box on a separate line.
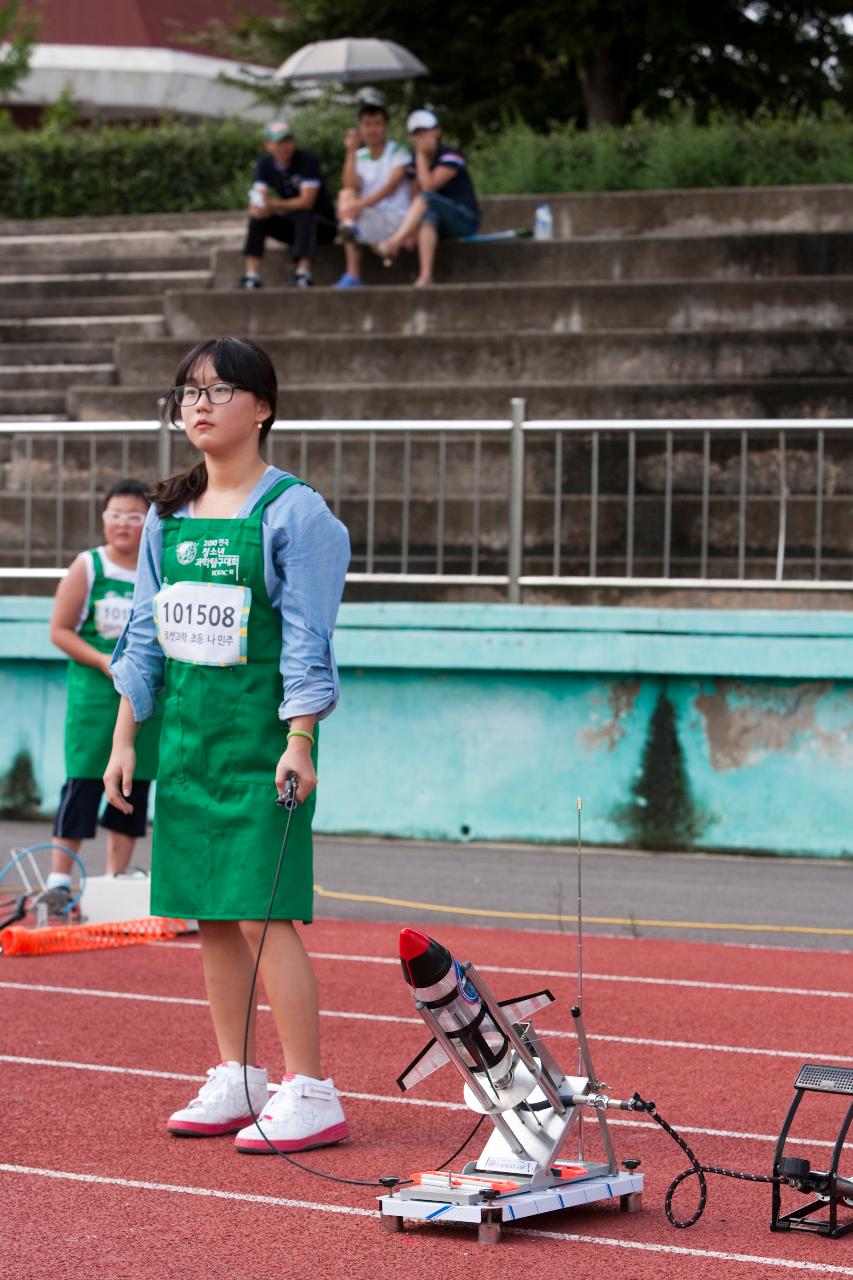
[111, 468, 350, 724]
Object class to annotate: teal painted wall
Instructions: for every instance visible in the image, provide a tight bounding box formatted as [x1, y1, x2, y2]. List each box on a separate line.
[1, 599, 851, 857]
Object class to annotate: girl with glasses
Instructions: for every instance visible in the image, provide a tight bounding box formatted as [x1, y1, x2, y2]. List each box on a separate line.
[104, 336, 351, 1155]
[45, 479, 162, 913]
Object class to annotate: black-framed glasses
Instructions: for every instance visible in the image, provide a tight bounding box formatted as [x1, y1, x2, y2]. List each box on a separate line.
[173, 382, 248, 407]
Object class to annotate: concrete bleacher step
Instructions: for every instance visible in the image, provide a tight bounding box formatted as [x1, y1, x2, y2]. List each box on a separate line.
[166, 277, 853, 339]
[0, 414, 68, 423]
[0, 389, 69, 415]
[113, 329, 853, 387]
[67, 377, 853, 423]
[0, 270, 209, 300]
[0, 253, 211, 276]
[0, 342, 114, 365]
[1, 184, 850, 243]
[0, 364, 113, 389]
[212, 232, 853, 289]
[0, 296, 165, 320]
[0, 315, 165, 343]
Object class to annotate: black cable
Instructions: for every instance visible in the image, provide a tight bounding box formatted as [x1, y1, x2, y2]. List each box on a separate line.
[239, 776, 486, 1189]
[631, 1093, 787, 1228]
[434, 1115, 485, 1171]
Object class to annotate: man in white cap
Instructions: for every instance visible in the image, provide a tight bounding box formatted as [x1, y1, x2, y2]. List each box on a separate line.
[239, 121, 338, 289]
[377, 109, 480, 287]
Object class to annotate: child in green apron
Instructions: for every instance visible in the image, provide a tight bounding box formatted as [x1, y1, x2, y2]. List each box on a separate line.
[105, 337, 351, 1154]
[45, 480, 161, 912]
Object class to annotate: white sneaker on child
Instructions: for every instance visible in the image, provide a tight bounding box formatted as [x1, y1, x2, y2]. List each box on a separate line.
[234, 1073, 349, 1153]
[167, 1062, 269, 1136]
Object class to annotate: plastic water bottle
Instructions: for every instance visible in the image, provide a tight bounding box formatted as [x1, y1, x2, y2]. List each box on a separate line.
[249, 181, 268, 209]
[533, 201, 554, 241]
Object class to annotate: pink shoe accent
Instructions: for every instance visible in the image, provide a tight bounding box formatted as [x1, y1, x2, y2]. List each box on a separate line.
[235, 1120, 350, 1154]
[167, 1114, 255, 1137]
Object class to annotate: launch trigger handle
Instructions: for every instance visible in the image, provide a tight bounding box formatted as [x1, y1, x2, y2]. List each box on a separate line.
[275, 772, 299, 810]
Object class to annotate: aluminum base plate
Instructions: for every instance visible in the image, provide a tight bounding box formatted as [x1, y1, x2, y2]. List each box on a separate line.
[379, 1169, 643, 1237]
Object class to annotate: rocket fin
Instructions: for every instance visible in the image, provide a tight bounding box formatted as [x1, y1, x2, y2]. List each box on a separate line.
[497, 988, 555, 1024]
[396, 1037, 450, 1092]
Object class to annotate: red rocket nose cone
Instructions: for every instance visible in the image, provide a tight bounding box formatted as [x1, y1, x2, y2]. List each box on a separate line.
[399, 928, 453, 989]
[399, 927, 430, 962]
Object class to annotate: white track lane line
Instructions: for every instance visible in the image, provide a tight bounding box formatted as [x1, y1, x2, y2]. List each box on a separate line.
[1, 1163, 851, 1274]
[308, 951, 853, 1002]
[2, 1053, 849, 1151]
[2, 980, 850, 1063]
[511, 1224, 853, 1275]
[156, 941, 853, 1002]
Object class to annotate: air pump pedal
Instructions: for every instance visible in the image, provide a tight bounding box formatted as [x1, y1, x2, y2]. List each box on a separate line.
[772, 1061, 853, 1239]
[792, 1064, 853, 1096]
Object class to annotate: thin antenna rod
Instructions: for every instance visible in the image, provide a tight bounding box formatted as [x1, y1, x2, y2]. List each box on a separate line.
[577, 795, 584, 1162]
[576, 796, 583, 1029]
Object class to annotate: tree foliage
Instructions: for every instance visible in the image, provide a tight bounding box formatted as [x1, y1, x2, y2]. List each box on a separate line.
[0, 0, 38, 99]
[213, 0, 853, 132]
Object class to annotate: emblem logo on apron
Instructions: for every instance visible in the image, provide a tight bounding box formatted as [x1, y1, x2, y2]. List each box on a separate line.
[176, 540, 198, 565]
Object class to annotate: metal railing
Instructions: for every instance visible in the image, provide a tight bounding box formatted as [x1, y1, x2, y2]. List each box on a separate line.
[2, 405, 853, 597]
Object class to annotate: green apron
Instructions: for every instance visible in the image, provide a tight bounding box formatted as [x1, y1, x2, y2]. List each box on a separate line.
[150, 477, 317, 922]
[65, 549, 161, 780]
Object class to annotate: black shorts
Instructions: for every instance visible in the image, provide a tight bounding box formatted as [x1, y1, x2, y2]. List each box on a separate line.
[53, 778, 151, 841]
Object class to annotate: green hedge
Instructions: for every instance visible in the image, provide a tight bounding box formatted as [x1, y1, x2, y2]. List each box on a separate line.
[469, 111, 853, 196]
[2, 107, 853, 220]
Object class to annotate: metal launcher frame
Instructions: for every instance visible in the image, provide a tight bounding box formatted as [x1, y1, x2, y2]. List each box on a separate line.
[379, 964, 643, 1245]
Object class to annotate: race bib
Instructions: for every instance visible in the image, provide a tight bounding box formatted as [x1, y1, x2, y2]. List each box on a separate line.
[153, 581, 251, 667]
[94, 594, 133, 640]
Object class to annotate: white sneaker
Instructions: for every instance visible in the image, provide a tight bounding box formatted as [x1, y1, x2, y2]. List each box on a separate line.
[167, 1062, 270, 1137]
[234, 1074, 349, 1153]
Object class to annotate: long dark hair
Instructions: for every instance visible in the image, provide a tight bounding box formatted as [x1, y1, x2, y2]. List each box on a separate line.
[153, 337, 278, 518]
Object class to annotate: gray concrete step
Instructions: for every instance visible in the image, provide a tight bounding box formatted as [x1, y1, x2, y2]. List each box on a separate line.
[0, 211, 245, 239]
[67, 377, 853, 422]
[166, 278, 853, 338]
[0, 342, 114, 365]
[480, 185, 853, 238]
[0, 364, 114, 389]
[0, 270, 209, 300]
[0, 414, 67, 423]
[212, 232, 853, 289]
[0, 296, 164, 320]
[2, 185, 851, 241]
[0, 389, 69, 415]
[0, 315, 165, 342]
[0, 252, 210, 275]
[114, 329, 853, 388]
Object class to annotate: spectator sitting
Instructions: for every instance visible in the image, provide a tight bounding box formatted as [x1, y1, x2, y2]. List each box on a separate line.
[377, 109, 480, 288]
[335, 103, 414, 289]
[239, 120, 338, 290]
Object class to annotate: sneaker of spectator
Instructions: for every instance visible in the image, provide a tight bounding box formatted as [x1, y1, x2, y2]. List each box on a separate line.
[334, 272, 363, 289]
[336, 103, 413, 285]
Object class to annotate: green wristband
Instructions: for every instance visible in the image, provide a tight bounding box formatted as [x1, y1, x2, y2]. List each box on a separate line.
[287, 728, 315, 747]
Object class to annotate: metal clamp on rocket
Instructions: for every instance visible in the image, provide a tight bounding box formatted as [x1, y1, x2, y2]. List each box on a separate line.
[379, 927, 645, 1244]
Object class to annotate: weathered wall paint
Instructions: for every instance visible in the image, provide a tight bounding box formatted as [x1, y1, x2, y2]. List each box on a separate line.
[1, 599, 851, 856]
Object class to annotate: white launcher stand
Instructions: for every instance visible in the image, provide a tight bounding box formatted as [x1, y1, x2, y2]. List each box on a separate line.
[379, 966, 643, 1245]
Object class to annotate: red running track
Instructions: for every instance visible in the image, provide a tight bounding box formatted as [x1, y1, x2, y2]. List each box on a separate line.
[1, 918, 852, 1280]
